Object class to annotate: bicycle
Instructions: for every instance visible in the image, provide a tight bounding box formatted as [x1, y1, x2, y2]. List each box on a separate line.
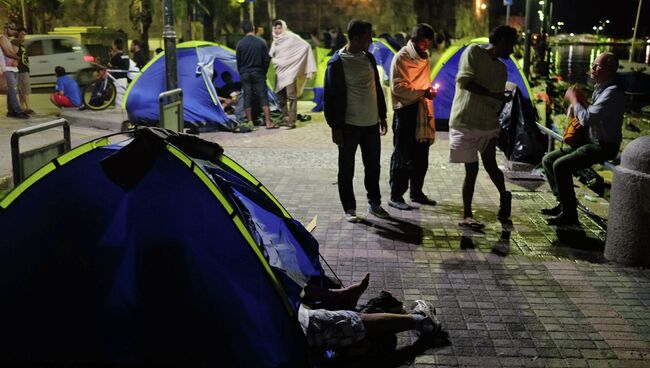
[82, 67, 136, 111]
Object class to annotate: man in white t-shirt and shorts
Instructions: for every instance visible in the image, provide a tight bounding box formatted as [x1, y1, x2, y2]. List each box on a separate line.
[447, 26, 518, 229]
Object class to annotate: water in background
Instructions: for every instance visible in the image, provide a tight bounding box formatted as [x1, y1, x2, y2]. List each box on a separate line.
[551, 43, 650, 85]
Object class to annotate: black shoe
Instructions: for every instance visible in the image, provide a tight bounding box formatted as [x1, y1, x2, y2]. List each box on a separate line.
[411, 195, 437, 206]
[13, 112, 30, 119]
[541, 204, 562, 216]
[497, 191, 512, 220]
[547, 212, 579, 226]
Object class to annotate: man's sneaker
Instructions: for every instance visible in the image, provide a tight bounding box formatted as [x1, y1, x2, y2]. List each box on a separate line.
[14, 112, 30, 119]
[411, 300, 441, 335]
[344, 210, 359, 223]
[410, 195, 437, 206]
[368, 204, 390, 219]
[541, 203, 562, 216]
[388, 199, 412, 210]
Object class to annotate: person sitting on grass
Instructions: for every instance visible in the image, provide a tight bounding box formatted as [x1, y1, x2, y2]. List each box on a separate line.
[50, 66, 82, 108]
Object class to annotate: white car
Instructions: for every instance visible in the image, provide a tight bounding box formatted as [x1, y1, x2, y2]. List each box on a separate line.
[24, 35, 95, 88]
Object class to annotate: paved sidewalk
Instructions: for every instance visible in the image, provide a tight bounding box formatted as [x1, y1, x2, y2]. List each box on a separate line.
[197, 103, 649, 368]
[2, 100, 648, 367]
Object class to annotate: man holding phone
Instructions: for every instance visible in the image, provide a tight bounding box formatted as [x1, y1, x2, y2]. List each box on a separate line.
[448, 26, 518, 229]
[388, 23, 438, 210]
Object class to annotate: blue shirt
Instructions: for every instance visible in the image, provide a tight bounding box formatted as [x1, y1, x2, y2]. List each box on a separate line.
[55, 75, 82, 107]
[574, 80, 625, 145]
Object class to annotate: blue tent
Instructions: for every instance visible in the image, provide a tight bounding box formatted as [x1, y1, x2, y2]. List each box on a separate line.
[311, 38, 397, 112]
[124, 41, 279, 131]
[0, 128, 323, 366]
[430, 38, 534, 131]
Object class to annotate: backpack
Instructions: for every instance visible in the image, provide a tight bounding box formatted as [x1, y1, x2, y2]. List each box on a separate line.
[563, 115, 587, 149]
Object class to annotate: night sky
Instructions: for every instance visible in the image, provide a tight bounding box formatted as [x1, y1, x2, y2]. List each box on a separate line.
[491, 0, 650, 38]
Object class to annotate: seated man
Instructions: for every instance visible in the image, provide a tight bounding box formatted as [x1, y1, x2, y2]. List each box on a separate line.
[541, 52, 624, 226]
[213, 71, 242, 113]
[299, 274, 442, 352]
[50, 66, 82, 108]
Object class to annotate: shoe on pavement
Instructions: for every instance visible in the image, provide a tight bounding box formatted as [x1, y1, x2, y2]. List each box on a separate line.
[547, 212, 579, 226]
[388, 199, 412, 210]
[541, 203, 562, 216]
[13, 112, 30, 119]
[368, 204, 390, 219]
[344, 210, 359, 223]
[410, 195, 437, 206]
[411, 300, 441, 335]
[497, 191, 512, 220]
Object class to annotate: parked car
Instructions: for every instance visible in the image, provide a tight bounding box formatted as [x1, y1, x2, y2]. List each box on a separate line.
[24, 35, 96, 88]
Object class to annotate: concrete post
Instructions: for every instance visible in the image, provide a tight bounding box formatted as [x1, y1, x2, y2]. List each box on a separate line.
[604, 136, 650, 267]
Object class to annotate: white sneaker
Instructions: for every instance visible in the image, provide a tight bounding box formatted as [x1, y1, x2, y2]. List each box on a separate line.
[344, 210, 359, 223]
[411, 300, 441, 335]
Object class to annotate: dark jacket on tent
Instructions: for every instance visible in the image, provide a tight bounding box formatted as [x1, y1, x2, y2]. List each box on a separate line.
[323, 51, 387, 130]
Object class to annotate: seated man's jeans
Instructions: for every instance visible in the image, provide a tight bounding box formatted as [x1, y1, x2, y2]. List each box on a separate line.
[542, 142, 619, 215]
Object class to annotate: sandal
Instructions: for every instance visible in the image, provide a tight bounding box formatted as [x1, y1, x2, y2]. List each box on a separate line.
[458, 218, 485, 230]
[265, 123, 279, 129]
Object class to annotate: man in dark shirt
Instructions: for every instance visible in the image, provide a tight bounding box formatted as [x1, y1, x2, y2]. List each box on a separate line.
[235, 19, 274, 129]
[130, 39, 149, 70]
[108, 38, 130, 80]
[12, 27, 33, 114]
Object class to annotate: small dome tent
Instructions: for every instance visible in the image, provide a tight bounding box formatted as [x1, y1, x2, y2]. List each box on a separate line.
[124, 41, 280, 131]
[0, 128, 323, 366]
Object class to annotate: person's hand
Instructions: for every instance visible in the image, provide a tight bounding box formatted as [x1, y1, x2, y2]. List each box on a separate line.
[332, 129, 344, 146]
[379, 120, 388, 136]
[564, 87, 578, 105]
[423, 87, 436, 99]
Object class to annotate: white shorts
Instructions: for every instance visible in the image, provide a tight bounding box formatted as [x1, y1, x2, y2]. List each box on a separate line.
[449, 127, 500, 163]
[299, 306, 366, 349]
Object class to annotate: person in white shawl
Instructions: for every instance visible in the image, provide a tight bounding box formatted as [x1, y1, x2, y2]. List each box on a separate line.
[388, 24, 437, 211]
[269, 20, 317, 128]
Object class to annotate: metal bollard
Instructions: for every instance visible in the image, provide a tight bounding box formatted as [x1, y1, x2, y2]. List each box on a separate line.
[604, 136, 650, 267]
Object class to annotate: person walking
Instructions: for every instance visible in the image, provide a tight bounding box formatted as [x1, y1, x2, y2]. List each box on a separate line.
[12, 27, 33, 115]
[324, 19, 390, 222]
[388, 23, 438, 211]
[235, 19, 274, 129]
[448, 26, 518, 229]
[541, 52, 624, 226]
[1, 22, 28, 119]
[269, 20, 317, 129]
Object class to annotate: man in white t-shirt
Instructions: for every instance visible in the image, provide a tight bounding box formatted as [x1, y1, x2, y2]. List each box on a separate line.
[324, 20, 390, 222]
[448, 26, 518, 229]
[0, 22, 28, 119]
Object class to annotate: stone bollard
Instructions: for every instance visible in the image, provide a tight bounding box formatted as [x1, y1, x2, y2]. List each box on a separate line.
[605, 136, 650, 267]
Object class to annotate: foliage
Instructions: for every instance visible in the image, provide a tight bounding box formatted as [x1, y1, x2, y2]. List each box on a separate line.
[0, 0, 64, 32]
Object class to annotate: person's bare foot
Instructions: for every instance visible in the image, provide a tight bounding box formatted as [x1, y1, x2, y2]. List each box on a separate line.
[331, 273, 370, 310]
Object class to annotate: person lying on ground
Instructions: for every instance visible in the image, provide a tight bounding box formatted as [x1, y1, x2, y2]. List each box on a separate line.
[299, 273, 443, 351]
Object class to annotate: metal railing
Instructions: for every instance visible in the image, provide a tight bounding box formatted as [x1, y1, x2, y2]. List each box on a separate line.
[11, 119, 71, 186]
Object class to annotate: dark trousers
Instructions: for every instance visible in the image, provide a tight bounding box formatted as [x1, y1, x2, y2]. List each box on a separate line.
[338, 124, 381, 212]
[389, 103, 430, 201]
[542, 142, 618, 214]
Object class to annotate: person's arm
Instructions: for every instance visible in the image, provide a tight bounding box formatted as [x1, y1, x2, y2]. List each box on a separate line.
[570, 87, 613, 127]
[0, 37, 18, 59]
[391, 54, 428, 100]
[456, 46, 509, 101]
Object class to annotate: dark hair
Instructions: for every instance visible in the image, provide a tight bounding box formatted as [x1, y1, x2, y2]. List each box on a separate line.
[113, 38, 124, 50]
[155, 48, 163, 54]
[347, 19, 372, 40]
[131, 39, 142, 48]
[55, 66, 66, 76]
[489, 25, 518, 45]
[273, 20, 284, 28]
[410, 23, 434, 42]
[242, 19, 254, 34]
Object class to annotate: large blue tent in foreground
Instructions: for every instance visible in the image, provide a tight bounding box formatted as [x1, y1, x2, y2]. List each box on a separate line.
[0, 128, 323, 366]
